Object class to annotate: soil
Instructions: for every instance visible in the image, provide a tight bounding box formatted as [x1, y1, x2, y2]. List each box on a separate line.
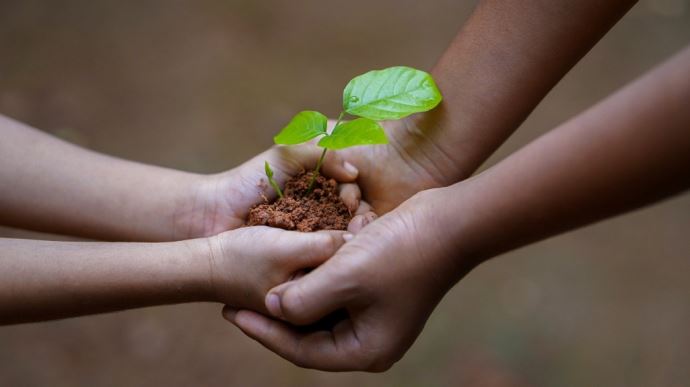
[247, 171, 352, 232]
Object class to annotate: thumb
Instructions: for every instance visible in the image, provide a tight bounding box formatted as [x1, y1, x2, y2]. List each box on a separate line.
[288, 143, 359, 183]
[265, 260, 355, 326]
[320, 151, 359, 183]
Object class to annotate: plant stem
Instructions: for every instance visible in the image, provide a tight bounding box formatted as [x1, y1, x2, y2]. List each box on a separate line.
[269, 177, 284, 199]
[307, 148, 328, 192]
[307, 111, 345, 192]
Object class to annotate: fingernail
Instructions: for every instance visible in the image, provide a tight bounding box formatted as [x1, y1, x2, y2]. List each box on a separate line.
[266, 293, 283, 318]
[347, 215, 365, 233]
[343, 161, 358, 178]
[343, 233, 354, 242]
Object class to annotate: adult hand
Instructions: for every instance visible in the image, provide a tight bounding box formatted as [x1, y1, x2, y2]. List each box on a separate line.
[222, 187, 476, 371]
[330, 118, 462, 216]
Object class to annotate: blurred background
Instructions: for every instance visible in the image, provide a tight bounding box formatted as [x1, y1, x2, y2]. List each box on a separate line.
[0, 1, 689, 386]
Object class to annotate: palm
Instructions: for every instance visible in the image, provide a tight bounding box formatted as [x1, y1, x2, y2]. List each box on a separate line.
[173, 144, 358, 239]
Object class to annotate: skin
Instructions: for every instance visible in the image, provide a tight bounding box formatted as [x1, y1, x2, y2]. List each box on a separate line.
[224, 45, 690, 371]
[0, 114, 364, 241]
[0, 0, 637, 240]
[0, 0, 644, 366]
[0, 114, 373, 323]
[336, 0, 637, 215]
[0, 227, 348, 325]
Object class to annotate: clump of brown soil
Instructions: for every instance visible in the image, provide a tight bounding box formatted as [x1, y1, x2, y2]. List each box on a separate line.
[247, 171, 351, 232]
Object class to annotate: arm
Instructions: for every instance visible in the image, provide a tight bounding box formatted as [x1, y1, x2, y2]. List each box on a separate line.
[0, 115, 359, 240]
[224, 45, 690, 371]
[341, 0, 637, 213]
[0, 0, 635, 238]
[440, 45, 690, 261]
[0, 228, 346, 325]
[0, 115, 199, 241]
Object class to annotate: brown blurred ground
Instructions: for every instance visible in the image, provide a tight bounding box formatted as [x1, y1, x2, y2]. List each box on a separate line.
[0, 1, 689, 386]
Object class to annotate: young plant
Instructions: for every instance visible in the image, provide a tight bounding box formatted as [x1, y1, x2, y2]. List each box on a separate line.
[268, 66, 442, 194]
[264, 161, 283, 199]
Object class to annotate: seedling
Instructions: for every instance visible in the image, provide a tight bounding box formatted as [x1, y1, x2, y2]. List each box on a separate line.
[268, 66, 442, 193]
[264, 161, 283, 199]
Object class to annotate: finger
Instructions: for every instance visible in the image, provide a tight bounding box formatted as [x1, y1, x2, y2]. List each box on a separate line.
[270, 144, 358, 183]
[265, 261, 355, 325]
[275, 229, 349, 268]
[338, 183, 361, 213]
[354, 200, 372, 216]
[223, 307, 363, 371]
[320, 151, 359, 183]
[347, 211, 378, 234]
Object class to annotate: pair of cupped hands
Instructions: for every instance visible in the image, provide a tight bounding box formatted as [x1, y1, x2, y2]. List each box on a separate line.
[183, 119, 467, 372]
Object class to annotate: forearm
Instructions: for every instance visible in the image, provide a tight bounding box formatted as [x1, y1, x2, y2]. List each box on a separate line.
[0, 237, 211, 324]
[396, 0, 637, 183]
[0, 115, 203, 241]
[440, 45, 690, 267]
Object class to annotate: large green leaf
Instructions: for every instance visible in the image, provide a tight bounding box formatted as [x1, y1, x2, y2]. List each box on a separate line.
[317, 118, 388, 150]
[274, 111, 328, 145]
[343, 66, 442, 120]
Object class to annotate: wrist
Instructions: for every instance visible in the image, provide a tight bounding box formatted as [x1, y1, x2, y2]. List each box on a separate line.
[116, 165, 206, 242]
[410, 184, 489, 286]
[172, 237, 218, 302]
[433, 180, 501, 271]
[387, 112, 473, 188]
[170, 172, 221, 240]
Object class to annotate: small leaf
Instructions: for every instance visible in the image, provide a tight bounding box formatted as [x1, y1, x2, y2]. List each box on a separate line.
[317, 118, 388, 150]
[264, 161, 283, 198]
[343, 66, 442, 120]
[264, 160, 273, 178]
[274, 111, 328, 145]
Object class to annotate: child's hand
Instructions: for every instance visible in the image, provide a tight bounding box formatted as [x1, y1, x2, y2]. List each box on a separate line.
[204, 226, 349, 313]
[173, 144, 372, 239]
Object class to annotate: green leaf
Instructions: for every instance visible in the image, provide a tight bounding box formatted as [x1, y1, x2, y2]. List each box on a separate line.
[274, 111, 328, 145]
[264, 160, 274, 178]
[343, 66, 442, 120]
[264, 161, 283, 198]
[317, 118, 388, 150]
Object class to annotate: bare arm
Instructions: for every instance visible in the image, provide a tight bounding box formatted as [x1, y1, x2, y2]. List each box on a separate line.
[343, 0, 637, 212]
[0, 228, 346, 325]
[442, 44, 690, 262]
[416, 0, 638, 179]
[0, 237, 208, 324]
[0, 1, 637, 238]
[0, 116, 359, 241]
[0, 116, 201, 241]
[225, 45, 690, 372]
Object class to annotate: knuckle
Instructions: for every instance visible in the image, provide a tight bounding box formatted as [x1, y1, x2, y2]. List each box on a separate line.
[314, 233, 338, 254]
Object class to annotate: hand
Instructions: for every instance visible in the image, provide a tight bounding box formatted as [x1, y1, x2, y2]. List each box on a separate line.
[172, 144, 364, 239]
[204, 226, 349, 314]
[172, 115, 465, 238]
[222, 187, 477, 371]
[330, 117, 464, 216]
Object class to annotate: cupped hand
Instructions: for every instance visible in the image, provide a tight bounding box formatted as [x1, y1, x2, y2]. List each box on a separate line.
[331, 117, 462, 216]
[222, 187, 478, 371]
[172, 144, 368, 239]
[205, 227, 349, 314]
